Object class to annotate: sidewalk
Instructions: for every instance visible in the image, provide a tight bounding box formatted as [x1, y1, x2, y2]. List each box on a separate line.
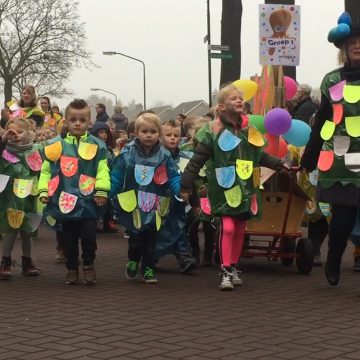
[1, 226, 360, 360]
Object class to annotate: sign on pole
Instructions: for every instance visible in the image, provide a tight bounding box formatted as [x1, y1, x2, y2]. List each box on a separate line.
[210, 52, 234, 60]
[259, 4, 300, 66]
[209, 44, 230, 51]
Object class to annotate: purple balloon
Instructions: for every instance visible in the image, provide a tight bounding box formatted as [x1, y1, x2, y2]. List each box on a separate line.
[264, 108, 292, 136]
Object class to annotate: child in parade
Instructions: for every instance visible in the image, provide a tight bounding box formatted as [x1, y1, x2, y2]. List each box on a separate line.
[38, 99, 110, 285]
[180, 84, 286, 290]
[0, 117, 43, 279]
[155, 119, 196, 273]
[110, 113, 181, 284]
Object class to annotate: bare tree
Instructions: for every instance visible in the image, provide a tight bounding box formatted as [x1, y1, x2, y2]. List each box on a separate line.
[345, 0, 360, 23]
[0, 0, 93, 101]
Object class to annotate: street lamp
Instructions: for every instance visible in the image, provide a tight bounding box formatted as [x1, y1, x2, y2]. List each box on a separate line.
[103, 51, 146, 110]
[90, 88, 118, 105]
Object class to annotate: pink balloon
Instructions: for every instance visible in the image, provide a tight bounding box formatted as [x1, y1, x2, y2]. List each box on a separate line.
[284, 76, 297, 100]
[264, 108, 292, 136]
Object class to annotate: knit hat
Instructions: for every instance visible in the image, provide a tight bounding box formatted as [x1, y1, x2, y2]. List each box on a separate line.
[90, 121, 113, 146]
[328, 12, 360, 48]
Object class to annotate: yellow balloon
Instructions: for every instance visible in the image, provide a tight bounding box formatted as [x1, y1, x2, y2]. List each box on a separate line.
[232, 79, 258, 101]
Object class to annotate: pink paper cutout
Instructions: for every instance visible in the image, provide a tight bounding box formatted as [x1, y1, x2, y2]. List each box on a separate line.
[48, 176, 60, 197]
[329, 80, 346, 101]
[333, 104, 343, 125]
[250, 194, 258, 215]
[317, 150, 334, 172]
[153, 164, 168, 185]
[26, 151, 42, 171]
[2, 149, 20, 163]
[200, 197, 211, 215]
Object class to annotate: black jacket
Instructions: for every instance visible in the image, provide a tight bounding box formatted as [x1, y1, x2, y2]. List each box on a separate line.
[292, 97, 318, 124]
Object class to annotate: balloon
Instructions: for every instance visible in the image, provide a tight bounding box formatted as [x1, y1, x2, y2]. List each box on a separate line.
[283, 119, 311, 147]
[264, 108, 292, 136]
[232, 79, 258, 102]
[283, 76, 297, 100]
[249, 115, 266, 134]
[264, 134, 288, 158]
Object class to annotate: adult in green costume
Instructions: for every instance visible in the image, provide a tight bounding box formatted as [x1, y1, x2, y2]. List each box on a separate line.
[301, 12, 360, 286]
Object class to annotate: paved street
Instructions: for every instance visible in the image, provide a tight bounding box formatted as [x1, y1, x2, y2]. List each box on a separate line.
[1, 226, 360, 360]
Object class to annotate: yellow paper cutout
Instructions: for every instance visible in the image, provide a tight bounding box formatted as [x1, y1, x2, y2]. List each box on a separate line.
[31, 177, 38, 196]
[13, 179, 33, 198]
[343, 85, 360, 104]
[36, 198, 45, 215]
[44, 141, 62, 161]
[7, 208, 25, 229]
[78, 142, 98, 160]
[46, 215, 57, 227]
[157, 196, 171, 217]
[345, 116, 360, 137]
[248, 127, 265, 147]
[253, 167, 260, 188]
[178, 157, 190, 173]
[199, 165, 207, 177]
[224, 185, 242, 208]
[236, 159, 253, 180]
[132, 208, 141, 229]
[117, 190, 137, 212]
[320, 120, 336, 141]
[156, 210, 161, 231]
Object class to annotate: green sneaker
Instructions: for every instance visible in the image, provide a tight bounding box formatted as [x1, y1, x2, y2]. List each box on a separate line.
[142, 267, 158, 284]
[126, 261, 139, 279]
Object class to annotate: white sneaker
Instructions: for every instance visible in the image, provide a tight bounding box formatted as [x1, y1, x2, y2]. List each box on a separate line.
[218, 269, 234, 290]
[231, 267, 243, 286]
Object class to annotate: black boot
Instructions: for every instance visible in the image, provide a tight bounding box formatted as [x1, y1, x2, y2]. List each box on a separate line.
[22, 256, 41, 276]
[325, 259, 340, 286]
[0, 257, 12, 280]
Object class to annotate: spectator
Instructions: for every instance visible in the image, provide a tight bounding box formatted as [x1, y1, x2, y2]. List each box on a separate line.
[110, 106, 128, 131]
[176, 113, 187, 137]
[95, 103, 109, 123]
[292, 84, 318, 124]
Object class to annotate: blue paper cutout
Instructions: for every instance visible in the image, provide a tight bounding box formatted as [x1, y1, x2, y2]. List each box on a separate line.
[134, 165, 155, 185]
[309, 170, 319, 186]
[319, 202, 331, 217]
[215, 166, 236, 188]
[218, 129, 241, 151]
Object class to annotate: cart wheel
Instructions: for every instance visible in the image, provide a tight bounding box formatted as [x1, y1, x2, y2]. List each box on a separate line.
[296, 238, 314, 275]
[281, 237, 296, 266]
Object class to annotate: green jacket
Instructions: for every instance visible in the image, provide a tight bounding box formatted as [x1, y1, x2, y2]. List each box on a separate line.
[38, 132, 110, 221]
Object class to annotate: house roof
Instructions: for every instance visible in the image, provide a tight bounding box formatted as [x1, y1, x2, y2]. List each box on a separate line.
[164, 100, 209, 121]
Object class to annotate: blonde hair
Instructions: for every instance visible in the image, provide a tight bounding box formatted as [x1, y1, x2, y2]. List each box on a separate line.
[183, 116, 208, 140]
[18, 85, 38, 108]
[135, 113, 162, 133]
[217, 84, 243, 104]
[338, 43, 349, 65]
[6, 117, 32, 132]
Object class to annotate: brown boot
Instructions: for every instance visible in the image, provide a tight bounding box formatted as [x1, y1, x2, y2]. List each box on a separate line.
[65, 269, 79, 285]
[0, 257, 12, 280]
[55, 247, 65, 263]
[83, 264, 96, 285]
[22, 256, 41, 276]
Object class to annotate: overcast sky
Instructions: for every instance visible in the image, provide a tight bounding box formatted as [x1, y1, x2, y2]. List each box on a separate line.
[55, 0, 343, 109]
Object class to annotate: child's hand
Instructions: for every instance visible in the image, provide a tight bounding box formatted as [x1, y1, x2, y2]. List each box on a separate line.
[94, 196, 107, 207]
[180, 192, 190, 203]
[39, 196, 49, 204]
[2, 128, 18, 142]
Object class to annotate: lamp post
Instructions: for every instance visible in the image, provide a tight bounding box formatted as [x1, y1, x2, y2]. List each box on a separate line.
[103, 51, 146, 110]
[90, 88, 118, 105]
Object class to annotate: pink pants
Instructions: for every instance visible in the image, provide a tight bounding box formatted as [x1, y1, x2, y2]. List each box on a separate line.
[219, 216, 246, 267]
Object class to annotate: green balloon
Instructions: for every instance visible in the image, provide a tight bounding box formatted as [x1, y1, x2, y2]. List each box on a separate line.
[249, 115, 266, 134]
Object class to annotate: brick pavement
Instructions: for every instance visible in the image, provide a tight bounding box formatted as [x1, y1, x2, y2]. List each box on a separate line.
[1, 226, 360, 360]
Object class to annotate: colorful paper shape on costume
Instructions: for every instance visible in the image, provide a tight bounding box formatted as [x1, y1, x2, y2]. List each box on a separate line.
[333, 135, 350, 156]
[2, 149, 19, 163]
[36, 198, 45, 215]
[132, 208, 142, 229]
[13, 179, 33, 198]
[156, 210, 161, 231]
[153, 163, 168, 185]
[46, 215, 57, 227]
[137, 191, 156, 212]
[253, 167, 260, 188]
[178, 157, 190, 173]
[215, 166, 235, 188]
[309, 170, 319, 186]
[79, 174, 96, 196]
[320, 120, 336, 141]
[48, 175, 60, 197]
[317, 150, 334, 172]
[198, 165, 207, 177]
[236, 159, 253, 180]
[60, 156, 78, 177]
[343, 84, 360, 104]
[59, 191, 78, 214]
[329, 80, 346, 101]
[134, 165, 155, 185]
[319, 202, 331, 217]
[78, 142, 98, 160]
[345, 116, 360, 137]
[156, 196, 171, 217]
[0, 174, 10, 193]
[218, 129, 241, 151]
[250, 194, 258, 215]
[224, 185, 242, 208]
[260, 167, 275, 185]
[248, 127, 265, 147]
[44, 141, 62, 161]
[27, 212, 43, 232]
[30, 177, 38, 196]
[117, 190, 137, 212]
[26, 151, 42, 171]
[200, 197, 211, 215]
[344, 153, 360, 172]
[7, 208, 24, 229]
[332, 103, 343, 125]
